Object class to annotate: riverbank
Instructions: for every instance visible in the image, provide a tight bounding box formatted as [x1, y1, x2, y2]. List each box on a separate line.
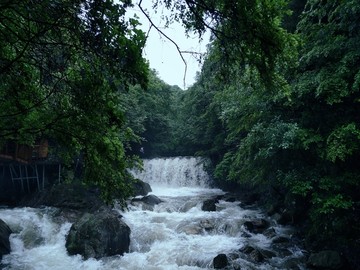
[217, 180, 359, 270]
[0, 155, 357, 269]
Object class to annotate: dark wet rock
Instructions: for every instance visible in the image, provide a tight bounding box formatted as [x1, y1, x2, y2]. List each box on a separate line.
[239, 193, 260, 207]
[271, 213, 282, 223]
[218, 193, 241, 203]
[272, 235, 291, 244]
[276, 248, 293, 257]
[263, 227, 277, 238]
[240, 245, 274, 262]
[225, 196, 237, 202]
[130, 200, 154, 211]
[240, 245, 255, 254]
[18, 183, 105, 213]
[65, 210, 130, 259]
[241, 231, 252, 238]
[249, 249, 264, 262]
[131, 179, 152, 196]
[266, 204, 281, 216]
[259, 248, 276, 259]
[141, 194, 163, 206]
[273, 209, 294, 225]
[307, 250, 343, 269]
[0, 219, 12, 260]
[283, 258, 304, 270]
[213, 253, 228, 269]
[131, 194, 163, 211]
[243, 218, 269, 233]
[132, 194, 163, 206]
[201, 198, 218, 212]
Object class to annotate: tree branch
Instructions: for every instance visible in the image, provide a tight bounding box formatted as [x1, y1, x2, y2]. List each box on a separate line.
[138, 0, 188, 88]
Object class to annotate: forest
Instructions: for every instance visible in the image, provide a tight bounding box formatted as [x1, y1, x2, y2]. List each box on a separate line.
[1, 0, 359, 266]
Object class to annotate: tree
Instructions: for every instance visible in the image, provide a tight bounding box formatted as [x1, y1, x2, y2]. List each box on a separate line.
[0, 0, 148, 203]
[151, 0, 295, 86]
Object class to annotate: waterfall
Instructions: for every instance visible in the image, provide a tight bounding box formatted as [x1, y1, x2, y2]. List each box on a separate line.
[131, 157, 211, 188]
[0, 156, 307, 269]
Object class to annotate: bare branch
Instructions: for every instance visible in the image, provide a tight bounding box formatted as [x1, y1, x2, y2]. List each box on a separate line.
[138, 0, 188, 88]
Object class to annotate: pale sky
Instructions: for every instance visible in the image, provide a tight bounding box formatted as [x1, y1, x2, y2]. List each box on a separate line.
[127, 1, 210, 89]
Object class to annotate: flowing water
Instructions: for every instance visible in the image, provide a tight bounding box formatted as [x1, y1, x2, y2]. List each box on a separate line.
[0, 157, 306, 269]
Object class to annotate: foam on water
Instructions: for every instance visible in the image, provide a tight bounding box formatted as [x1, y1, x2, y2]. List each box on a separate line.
[0, 157, 306, 269]
[131, 157, 211, 188]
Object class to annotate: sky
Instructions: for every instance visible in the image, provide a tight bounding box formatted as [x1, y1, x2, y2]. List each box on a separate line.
[127, 1, 210, 89]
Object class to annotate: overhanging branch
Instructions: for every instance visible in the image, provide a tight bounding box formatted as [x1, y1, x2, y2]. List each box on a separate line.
[138, 0, 188, 88]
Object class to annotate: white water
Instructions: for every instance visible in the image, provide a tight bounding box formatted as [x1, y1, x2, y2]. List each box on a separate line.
[131, 157, 211, 188]
[0, 157, 306, 269]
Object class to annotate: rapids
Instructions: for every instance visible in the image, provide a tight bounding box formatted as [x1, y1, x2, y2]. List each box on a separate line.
[0, 157, 307, 269]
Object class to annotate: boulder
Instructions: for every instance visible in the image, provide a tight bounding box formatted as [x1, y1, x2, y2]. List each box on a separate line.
[282, 258, 303, 270]
[249, 249, 264, 262]
[19, 183, 105, 212]
[131, 194, 163, 210]
[141, 194, 163, 206]
[0, 219, 12, 260]
[65, 210, 130, 259]
[243, 218, 269, 234]
[273, 209, 294, 225]
[240, 193, 260, 207]
[240, 245, 255, 254]
[272, 235, 291, 244]
[213, 253, 228, 269]
[131, 179, 152, 196]
[263, 227, 277, 238]
[307, 250, 342, 269]
[201, 198, 219, 212]
[240, 245, 274, 262]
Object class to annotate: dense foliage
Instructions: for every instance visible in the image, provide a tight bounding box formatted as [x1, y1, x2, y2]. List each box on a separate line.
[1, 0, 359, 260]
[159, 0, 360, 256]
[0, 0, 148, 203]
[136, 0, 360, 260]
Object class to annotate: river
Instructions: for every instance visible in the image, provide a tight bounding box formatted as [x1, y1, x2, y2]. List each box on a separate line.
[0, 157, 306, 269]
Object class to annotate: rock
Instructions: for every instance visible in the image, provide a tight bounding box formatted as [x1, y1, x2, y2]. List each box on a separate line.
[272, 235, 290, 244]
[240, 245, 255, 254]
[271, 213, 282, 223]
[240, 193, 260, 206]
[241, 231, 252, 238]
[273, 209, 293, 225]
[65, 210, 130, 259]
[213, 253, 228, 269]
[141, 194, 163, 206]
[307, 250, 342, 269]
[282, 258, 303, 270]
[243, 219, 269, 233]
[0, 219, 12, 260]
[131, 194, 163, 210]
[266, 204, 280, 216]
[259, 248, 276, 259]
[263, 227, 277, 238]
[19, 183, 105, 213]
[131, 179, 152, 196]
[179, 201, 198, 212]
[131, 200, 154, 211]
[200, 219, 214, 231]
[249, 249, 264, 262]
[202, 198, 219, 212]
[240, 244, 275, 262]
[220, 193, 241, 203]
